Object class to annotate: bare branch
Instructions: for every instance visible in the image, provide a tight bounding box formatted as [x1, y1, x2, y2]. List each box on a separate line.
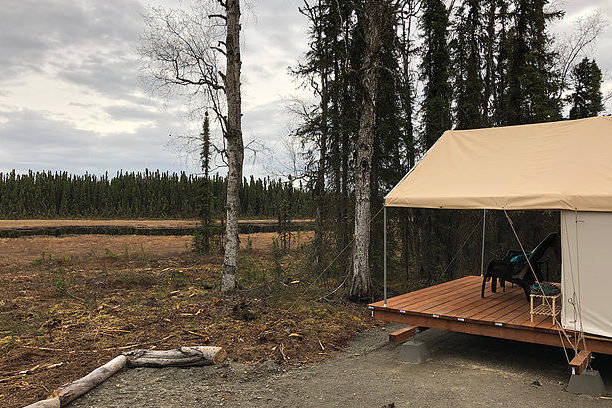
[554, 10, 608, 98]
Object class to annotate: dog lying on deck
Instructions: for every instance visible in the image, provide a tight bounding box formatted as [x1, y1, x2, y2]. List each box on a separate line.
[481, 232, 561, 301]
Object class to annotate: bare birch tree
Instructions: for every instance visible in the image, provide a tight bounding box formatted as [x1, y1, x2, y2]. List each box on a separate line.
[350, 0, 388, 300]
[554, 11, 607, 102]
[221, 0, 243, 292]
[138, 0, 243, 292]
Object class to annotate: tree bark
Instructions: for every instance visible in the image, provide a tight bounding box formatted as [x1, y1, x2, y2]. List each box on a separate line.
[350, 0, 385, 300]
[23, 398, 60, 408]
[222, 0, 244, 292]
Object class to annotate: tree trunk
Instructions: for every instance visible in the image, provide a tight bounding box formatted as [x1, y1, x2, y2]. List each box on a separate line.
[313, 17, 328, 268]
[350, 0, 385, 300]
[222, 0, 244, 292]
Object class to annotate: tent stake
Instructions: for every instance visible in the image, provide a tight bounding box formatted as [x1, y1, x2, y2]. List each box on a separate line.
[480, 209, 486, 276]
[384, 206, 387, 307]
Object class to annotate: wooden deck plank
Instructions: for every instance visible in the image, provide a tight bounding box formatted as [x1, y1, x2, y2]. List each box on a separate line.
[383, 277, 477, 311]
[370, 276, 474, 308]
[421, 281, 521, 318]
[419, 289, 490, 315]
[409, 277, 489, 310]
[495, 303, 533, 324]
[386, 283, 479, 314]
[467, 292, 525, 320]
[413, 282, 485, 313]
[478, 297, 527, 323]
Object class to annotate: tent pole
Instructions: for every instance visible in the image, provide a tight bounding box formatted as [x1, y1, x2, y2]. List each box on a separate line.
[384, 206, 387, 307]
[480, 209, 486, 276]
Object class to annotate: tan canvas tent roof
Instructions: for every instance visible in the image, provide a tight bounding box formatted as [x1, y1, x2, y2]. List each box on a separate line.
[385, 116, 612, 211]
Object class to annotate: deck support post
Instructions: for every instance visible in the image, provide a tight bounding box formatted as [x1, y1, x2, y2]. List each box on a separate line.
[384, 206, 387, 307]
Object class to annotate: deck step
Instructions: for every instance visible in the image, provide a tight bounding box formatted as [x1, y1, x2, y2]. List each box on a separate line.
[389, 326, 419, 343]
[569, 350, 591, 375]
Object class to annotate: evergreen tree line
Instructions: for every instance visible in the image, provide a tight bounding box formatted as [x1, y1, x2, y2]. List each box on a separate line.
[0, 170, 313, 220]
[294, 0, 606, 294]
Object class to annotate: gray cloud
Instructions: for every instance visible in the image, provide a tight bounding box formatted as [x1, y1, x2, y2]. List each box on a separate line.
[103, 105, 161, 122]
[0, 109, 183, 174]
[0, 0, 143, 78]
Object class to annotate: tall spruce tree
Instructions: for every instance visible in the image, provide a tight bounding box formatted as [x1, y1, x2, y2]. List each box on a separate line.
[504, 0, 562, 125]
[452, 0, 484, 130]
[568, 58, 604, 120]
[493, 0, 511, 126]
[420, 0, 452, 148]
[294, 0, 364, 275]
[194, 111, 214, 254]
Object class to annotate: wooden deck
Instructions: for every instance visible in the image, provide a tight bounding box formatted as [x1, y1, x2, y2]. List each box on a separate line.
[369, 276, 612, 355]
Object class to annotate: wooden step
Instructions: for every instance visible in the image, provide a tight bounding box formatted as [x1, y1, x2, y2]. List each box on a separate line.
[569, 350, 591, 375]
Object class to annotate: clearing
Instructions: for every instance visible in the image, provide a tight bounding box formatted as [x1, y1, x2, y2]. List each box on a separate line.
[71, 326, 612, 407]
[0, 228, 348, 408]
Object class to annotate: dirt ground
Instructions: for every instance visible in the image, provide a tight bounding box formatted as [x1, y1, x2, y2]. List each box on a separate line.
[0, 231, 313, 267]
[71, 326, 612, 408]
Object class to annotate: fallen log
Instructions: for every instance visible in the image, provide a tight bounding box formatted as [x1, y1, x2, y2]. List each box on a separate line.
[52, 355, 127, 405]
[125, 346, 226, 368]
[20, 346, 227, 407]
[23, 398, 60, 408]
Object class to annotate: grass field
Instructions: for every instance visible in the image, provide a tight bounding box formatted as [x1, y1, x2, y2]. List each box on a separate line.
[0, 225, 372, 408]
[0, 219, 314, 229]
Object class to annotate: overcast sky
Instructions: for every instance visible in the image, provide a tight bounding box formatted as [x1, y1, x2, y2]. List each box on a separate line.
[0, 0, 610, 178]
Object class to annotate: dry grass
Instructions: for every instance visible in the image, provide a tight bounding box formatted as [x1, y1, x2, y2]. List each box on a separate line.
[0, 231, 372, 408]
[0, 232, 313, 268]
[0, 219, 314, 230]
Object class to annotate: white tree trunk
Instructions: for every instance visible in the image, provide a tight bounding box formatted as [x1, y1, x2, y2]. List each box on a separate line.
[350, 0, 385, 300]
[222, 0, 244, 292]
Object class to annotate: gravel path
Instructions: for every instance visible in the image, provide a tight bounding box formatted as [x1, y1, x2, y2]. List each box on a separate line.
[70, 326, 612, 407]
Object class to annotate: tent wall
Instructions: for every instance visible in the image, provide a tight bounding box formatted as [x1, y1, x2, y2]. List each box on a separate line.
[561, 211, 612, 339]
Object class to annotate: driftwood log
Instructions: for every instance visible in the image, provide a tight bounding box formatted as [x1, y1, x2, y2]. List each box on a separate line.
[21, 346, 226, 408]
[23, 398, 60, 408]
[52, 355, 127, 405]
[125, 346, 226, 367]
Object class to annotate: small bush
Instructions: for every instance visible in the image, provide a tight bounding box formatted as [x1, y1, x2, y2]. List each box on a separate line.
[53, 268, 68, 297]
[168, 269, 189, 289]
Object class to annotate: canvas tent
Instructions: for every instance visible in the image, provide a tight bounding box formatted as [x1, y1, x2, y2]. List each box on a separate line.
[384, 116, 612, 339]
